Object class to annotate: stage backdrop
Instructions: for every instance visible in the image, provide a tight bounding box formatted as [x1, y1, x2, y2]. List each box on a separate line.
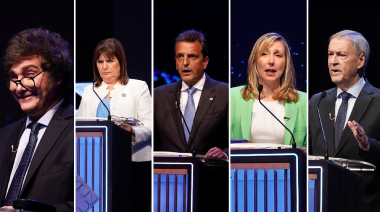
[231, 0, 307, 93]
[76, 0, 152, 110]
[153, 0, 229, 88]
[309, 1, 380, 97]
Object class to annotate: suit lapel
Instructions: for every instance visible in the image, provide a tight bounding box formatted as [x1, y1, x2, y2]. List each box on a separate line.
[21, 102, 72, 194]
[167, 81, 187, 149]
[186, 77, 216, 150]
[336, 82, 374, 154]
[284, 101, 297, 145]
[320, 88, 337, 157]
[0, 118, 26, 204]
[240, 98, 253, 140]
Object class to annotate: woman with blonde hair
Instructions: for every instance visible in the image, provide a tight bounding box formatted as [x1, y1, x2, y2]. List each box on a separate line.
[230, 33, 306, 147]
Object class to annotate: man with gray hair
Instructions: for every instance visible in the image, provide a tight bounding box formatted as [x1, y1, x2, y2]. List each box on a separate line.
[309, 30, 380, 211]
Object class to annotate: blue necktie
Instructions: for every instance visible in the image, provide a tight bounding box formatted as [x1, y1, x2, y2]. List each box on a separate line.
[183, 87, 197, 143]
[4, 122, 43, 206]
[334, 92, 351, 151]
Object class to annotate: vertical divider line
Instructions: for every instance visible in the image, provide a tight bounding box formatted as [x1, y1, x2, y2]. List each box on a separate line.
[244, 169, 247, 212]
[174, 174, 178, 212]
[274, 169, 277, 212]
[285, 169, 288, 212]
[254, 169, 258, 212]
[166, 174, 169, 212]
[234, 169, 238, 212]
[264, 169, 267, 212]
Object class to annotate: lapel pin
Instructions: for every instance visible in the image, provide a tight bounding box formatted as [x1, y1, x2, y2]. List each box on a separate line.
[284, 116, 291, 121]
[12, 145, 18, 153]
[329, 113, 335, 120]
[209, 98, 214, 101]
[122, 93, 126, 97]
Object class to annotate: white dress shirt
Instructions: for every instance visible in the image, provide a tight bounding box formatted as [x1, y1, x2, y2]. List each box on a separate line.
[6, 99, 63, 196]
[179, 73, 206, 115]
[77, 79, 152, 162]
[335, 77, 365, 128]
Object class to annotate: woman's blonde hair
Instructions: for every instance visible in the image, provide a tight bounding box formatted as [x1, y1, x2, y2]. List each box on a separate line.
[242, 33, 299, 102]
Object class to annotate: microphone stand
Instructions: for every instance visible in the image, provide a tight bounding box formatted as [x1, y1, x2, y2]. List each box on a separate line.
[92, 78, 111, 121]
[316, 91, 329, 160]
[258, 85, 296, 148]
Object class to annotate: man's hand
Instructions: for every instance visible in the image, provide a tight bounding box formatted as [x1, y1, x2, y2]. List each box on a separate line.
[347, 120, 370, 151]
[206, 147, 227, 159]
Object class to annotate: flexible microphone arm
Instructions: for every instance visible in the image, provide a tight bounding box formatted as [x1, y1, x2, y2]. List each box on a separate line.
[176, 88, 196, 157]
[316, 91, 328, 160]
[92, 78, 111, 121]
[258, 85, 296, 148]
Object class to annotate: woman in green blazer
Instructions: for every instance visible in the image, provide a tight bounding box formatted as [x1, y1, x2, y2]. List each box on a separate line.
[230, 33, 307, 147]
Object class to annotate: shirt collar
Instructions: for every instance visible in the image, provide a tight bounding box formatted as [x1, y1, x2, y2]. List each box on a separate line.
[99, 81, 121, 90]
[336, 77, 365, 99]
[25, 99, 64, 127]
[181, 72, 206, 92]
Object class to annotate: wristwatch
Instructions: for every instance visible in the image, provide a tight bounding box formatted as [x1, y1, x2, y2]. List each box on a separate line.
[132, 134, 136, 145]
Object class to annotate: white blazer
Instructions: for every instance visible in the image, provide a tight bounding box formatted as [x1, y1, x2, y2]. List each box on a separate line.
[77, 79, 152, 161]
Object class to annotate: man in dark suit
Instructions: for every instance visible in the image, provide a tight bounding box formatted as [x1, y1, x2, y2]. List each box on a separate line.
[154, 29, 228, 158]
[0, 28, 73, 211]
[309, 30, 380, 212]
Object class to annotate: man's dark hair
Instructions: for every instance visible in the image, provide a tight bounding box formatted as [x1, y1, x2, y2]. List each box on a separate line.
[4, 27, 73, 100]
[174, 30, 208, 58]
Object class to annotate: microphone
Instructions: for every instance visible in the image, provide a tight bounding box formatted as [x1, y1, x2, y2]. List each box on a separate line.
[258, 85, 296, 148]
[176, 88, 196, 157]
[92, 78, 111, 121]
[316, 91, 328, 160]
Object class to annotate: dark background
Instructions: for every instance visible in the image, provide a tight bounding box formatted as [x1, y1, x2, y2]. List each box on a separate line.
[309, 1, 380, 97]
[231, 0, 307, 93]
[76, 0, 152, 109]
[0, 0, 74, 129]
[153, 0, 229, 88]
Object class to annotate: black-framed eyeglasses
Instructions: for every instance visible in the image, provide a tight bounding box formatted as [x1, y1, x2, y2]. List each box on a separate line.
[2, 70, 45, 91]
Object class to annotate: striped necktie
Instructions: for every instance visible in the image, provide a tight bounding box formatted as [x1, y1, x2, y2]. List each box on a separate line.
[4, 122, 43, 206]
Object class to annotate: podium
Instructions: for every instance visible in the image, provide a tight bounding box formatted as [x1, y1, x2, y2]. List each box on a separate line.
[230, 146, 306, 212]
[308, 157, 371, 212]
[154, 156, 229, 212]
[76, 120, 132, 212]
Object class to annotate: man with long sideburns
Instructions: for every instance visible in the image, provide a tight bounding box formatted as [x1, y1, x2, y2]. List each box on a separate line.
[0, 28, 74, 211]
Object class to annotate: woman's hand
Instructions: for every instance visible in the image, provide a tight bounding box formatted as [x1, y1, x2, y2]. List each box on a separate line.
[121, 123, 135, 136]
[1, 206, 14, 209]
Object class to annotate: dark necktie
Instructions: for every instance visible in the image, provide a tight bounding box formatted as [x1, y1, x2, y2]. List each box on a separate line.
[4, 122, 43, 206]
[183, 87, 197, 143]
[334, 92, 351, 151]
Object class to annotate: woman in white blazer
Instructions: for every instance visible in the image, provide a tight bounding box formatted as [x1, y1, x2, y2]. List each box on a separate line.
[77, 38, 151, 212]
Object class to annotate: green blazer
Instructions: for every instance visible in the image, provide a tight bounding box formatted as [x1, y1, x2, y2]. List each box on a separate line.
[230, 86, 307, 147]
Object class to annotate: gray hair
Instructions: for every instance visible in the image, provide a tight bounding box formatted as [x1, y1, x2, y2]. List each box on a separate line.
[330, 30, 370, 77]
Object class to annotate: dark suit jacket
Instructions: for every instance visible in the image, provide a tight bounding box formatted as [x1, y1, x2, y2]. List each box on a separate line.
[309, 80, 380, 211]
[0, 101, 74, 212]
[154, 75, 229, 155]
